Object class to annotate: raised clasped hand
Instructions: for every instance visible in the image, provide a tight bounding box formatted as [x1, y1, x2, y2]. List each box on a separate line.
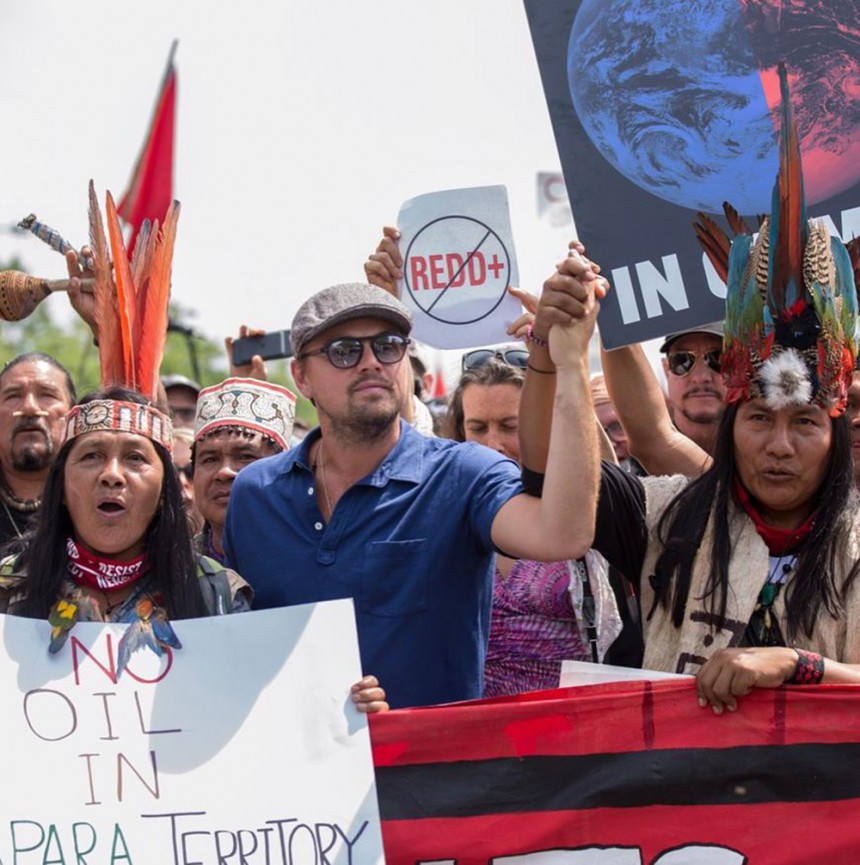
[538, 241, 608, 368]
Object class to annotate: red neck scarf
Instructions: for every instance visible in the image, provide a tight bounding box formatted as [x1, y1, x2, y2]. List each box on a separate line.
[65, 537, 149, 591]
[731, 476, 816, 555]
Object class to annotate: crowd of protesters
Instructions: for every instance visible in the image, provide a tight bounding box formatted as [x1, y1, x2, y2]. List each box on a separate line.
[3, 127, 860, 714]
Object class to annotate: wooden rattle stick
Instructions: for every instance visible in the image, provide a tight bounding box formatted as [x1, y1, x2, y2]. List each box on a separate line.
[34, 277, 95, 293]
[0, 270, 94, 322]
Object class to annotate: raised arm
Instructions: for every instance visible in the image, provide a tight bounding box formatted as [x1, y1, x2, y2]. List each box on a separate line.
[517, 246, 599, 475]
[66, 246, 100, 344]
[225, 325, 269, 381]
[364, 226, 402, 298]
[491, 251, 604, 561]
[362, 226, 418, 422]
[601, 341, 711, 477]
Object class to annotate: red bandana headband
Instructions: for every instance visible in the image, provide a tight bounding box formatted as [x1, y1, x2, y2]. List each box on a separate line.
[65, 537, 149, 591]
[62, 399, 173, 452]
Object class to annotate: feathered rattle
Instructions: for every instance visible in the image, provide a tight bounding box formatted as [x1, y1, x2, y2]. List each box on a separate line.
[0, 214, 96, 321]
[0, 270, 93, 322]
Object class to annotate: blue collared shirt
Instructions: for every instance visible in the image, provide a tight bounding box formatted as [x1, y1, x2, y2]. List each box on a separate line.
[224, 420, 523, 708]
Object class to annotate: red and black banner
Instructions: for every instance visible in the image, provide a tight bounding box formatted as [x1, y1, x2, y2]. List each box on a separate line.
[370, 680, 860, 864]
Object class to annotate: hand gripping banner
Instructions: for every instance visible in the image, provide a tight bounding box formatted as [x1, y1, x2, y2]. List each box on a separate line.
[371, 679, 860, 864]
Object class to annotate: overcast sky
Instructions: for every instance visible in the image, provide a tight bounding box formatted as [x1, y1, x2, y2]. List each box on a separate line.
[0, 3, 571, 330]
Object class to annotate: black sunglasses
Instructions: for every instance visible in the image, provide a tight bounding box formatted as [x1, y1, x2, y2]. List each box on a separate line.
[462, 348, 529, 371]
[666, 349, 722, 376]
[300, 333, 411, 369]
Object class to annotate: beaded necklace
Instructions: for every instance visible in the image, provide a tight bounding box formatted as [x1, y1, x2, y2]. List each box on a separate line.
[0, 479, 41, 539]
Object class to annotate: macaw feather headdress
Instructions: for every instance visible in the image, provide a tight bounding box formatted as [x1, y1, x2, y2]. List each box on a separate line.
[694, 64, 859, 416]
[63, 181, 180, 451]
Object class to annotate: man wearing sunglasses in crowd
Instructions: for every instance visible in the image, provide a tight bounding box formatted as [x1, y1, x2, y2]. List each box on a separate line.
[461, 346, 530, 372]
[596, 320, 726, 479]
[223, 279, 600, 709]
[659, 323, 726, 457]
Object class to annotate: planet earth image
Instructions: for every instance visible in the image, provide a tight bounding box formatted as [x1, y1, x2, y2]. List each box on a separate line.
[567, 0, 860, 213]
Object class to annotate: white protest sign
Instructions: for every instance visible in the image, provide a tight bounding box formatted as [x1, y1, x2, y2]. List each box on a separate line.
[0, 600, 384, 865]
[559, 660, 689, 688]
[397, 186, 522, 349]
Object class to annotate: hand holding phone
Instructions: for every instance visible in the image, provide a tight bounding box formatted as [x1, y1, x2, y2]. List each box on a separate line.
[230, 329, 293, 367]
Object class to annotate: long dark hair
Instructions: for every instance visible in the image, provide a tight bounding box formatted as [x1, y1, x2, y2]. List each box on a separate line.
[16, 387, 208, 619]
[445, 359, 524, 442]
[651, 402, 859, 640]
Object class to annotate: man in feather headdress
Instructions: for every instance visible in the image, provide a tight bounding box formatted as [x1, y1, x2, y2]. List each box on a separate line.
[520, 65, 860, 712]
[845, 365, 860, 490]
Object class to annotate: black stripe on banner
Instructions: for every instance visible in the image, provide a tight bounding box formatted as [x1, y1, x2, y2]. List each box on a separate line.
[377, 742, 860, 820]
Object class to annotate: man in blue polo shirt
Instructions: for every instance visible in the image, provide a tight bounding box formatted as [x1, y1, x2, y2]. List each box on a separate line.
[224, 274, 600, 708]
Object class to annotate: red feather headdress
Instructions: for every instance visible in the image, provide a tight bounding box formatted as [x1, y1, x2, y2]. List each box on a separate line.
[63, 181, 180, 451]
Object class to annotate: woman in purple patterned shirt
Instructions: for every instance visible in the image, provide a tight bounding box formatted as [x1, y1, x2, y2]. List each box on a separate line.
[447, 358, 624, 697]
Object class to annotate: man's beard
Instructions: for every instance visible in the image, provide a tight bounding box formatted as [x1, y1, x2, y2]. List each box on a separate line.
[322, 379, 402, 445]
[678, 387, 724, 426]
[10, 429, 53, 472]
[679, 404, 723, 426]
[327, 402, 400, 445]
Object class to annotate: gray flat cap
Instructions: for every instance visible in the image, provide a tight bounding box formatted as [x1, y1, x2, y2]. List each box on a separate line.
[659, 321, 724, 353]
[291, 283, 413, 356]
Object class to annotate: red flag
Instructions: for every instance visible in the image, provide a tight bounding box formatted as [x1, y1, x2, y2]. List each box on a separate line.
[431, 358, 447, 399]
[118, 41, 177, 257]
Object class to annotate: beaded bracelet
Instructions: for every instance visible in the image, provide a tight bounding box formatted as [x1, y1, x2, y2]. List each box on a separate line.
[787, 648, 824, 684]
[526, 324, 549, 348]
